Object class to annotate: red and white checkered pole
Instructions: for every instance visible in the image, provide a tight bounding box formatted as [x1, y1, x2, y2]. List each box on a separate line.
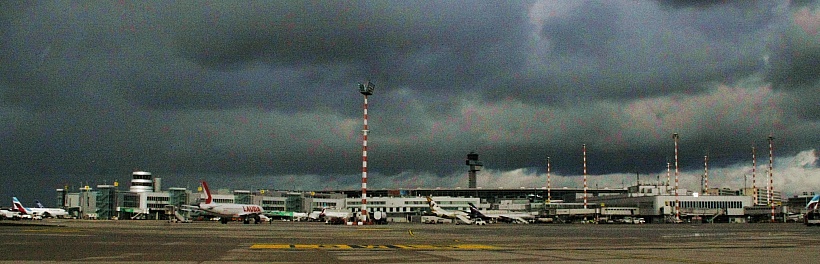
[583, 144, 587, 210]
[752, 147, 757, 205]
[673, 133, 680, 222]
[666, 162, 670, 190]
[361, 94, 369, 223]
[768, 135, 775, 222]
[704, 155, 708, 195]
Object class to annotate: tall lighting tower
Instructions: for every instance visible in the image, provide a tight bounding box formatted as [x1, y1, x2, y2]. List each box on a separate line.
[768, 135, 775, 223]
[703, 155, 709, 195]
[666, 162, 670, 190]
[583, 144, 588, 210]
[673, 133, 680, 222]
[358, 81, 374, 223]
[752, 147, 757, 205]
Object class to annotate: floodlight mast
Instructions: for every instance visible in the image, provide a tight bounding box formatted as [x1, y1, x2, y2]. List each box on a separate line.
[673, 133, 680, 222]
[358, 81, 374, 223]
[703, 155, 708, 195]
[768, 135, 775, 223]
[752, 147, 757, 206]
[583, 144, 588, 210]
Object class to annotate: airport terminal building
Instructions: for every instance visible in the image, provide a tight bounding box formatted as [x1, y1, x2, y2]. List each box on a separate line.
[55, 171, 799, 223]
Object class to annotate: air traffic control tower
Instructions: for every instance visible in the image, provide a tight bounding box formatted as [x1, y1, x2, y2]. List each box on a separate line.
[466, 152, 483, 189]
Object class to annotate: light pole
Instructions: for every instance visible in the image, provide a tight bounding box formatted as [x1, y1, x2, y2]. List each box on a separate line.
[358, 81, 374, 223]
[752, 147, 757, 206]
[768, 135, 775, 223]
[673, 133, 680, 222]
[583, 144, 588, 210]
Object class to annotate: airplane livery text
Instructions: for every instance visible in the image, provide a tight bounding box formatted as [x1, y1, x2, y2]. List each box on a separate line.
[243, 206, 262, 213]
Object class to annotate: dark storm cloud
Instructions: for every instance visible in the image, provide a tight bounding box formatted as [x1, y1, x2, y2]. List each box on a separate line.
[540, 2, 618, 57]
[526, 1, 773, 102]
[173, 1, 530, 86]
[655, 0, 750, 9]
[762, 2, 820, 122]
[766, 41, 820, 89]
[789, 0, 819, 8]
[115, 1, 532, 111]
[765, 16, 820, 91]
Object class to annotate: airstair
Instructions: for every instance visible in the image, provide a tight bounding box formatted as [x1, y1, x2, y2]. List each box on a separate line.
[709, 208, 725, 223]
[165, 205, 191, 223]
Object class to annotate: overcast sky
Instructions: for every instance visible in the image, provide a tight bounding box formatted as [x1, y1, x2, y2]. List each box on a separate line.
[2, 0, 819, 206]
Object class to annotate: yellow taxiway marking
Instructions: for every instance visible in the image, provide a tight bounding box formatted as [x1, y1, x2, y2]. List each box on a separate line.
[250, 244, 500, 250]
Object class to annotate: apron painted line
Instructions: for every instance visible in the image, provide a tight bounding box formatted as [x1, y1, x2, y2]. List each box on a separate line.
[250, 244, 500, 250]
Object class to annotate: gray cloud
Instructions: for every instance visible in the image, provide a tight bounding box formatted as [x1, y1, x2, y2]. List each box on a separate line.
[654, 0, 752, 9]
[540, 2, 619, 57]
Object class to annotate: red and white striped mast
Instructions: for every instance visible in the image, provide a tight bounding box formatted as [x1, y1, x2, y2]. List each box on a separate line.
[752, 147, 757, 205]
[703, 155, 708, 195]
[768, 135, 775, 222]
[673, 133, 680, 222]
[583, 144, 588, 210]
[358, 81, 374, 223]
[666, 162, 671, 191]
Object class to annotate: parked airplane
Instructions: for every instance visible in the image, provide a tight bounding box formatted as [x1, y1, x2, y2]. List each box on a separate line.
[468, 202, 532, 224]
[12, 197, 68, 218]
[318, 208, 352, 224]
[1, 208, 17, 219]
[264, 210, 308, 221]
[806, 194, 820, 210]
[196, 181, 264, 224]
[426, 196, 471, 224]
[804, 194, 820, 226]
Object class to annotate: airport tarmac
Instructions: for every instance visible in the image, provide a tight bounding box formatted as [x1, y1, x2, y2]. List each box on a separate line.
[2, 219, 820, 263]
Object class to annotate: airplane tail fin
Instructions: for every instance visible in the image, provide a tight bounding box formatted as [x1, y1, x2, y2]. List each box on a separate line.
[806, 194, 820, 210]
[35, 200, 45, 208]
[201, 181, 213, 204]
[426, 196, 445, 213]
[467, 203, 486, 218]
[12, 197, 29, 214]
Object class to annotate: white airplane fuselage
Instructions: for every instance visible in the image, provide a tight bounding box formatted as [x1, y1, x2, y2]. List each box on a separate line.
[12, 197, 68, 218]
[426, 197, 471, 224]
[198, 181, 264, 224]
[198, 202, 263, 218]
[27, 207, 69, 218]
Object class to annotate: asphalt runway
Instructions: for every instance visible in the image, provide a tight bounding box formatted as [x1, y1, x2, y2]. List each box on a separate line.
[2, 219, 820, 263]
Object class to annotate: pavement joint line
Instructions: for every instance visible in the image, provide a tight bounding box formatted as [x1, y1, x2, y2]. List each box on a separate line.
[22, 228, 82, 233]
[250, 244, 501, 250]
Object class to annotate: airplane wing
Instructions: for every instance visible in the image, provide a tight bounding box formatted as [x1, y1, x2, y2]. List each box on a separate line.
[180, 205, 201, 212]
[498, 215, 529, 224]
[455, 214, 472, 224]
[509, 216, 529, 224]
